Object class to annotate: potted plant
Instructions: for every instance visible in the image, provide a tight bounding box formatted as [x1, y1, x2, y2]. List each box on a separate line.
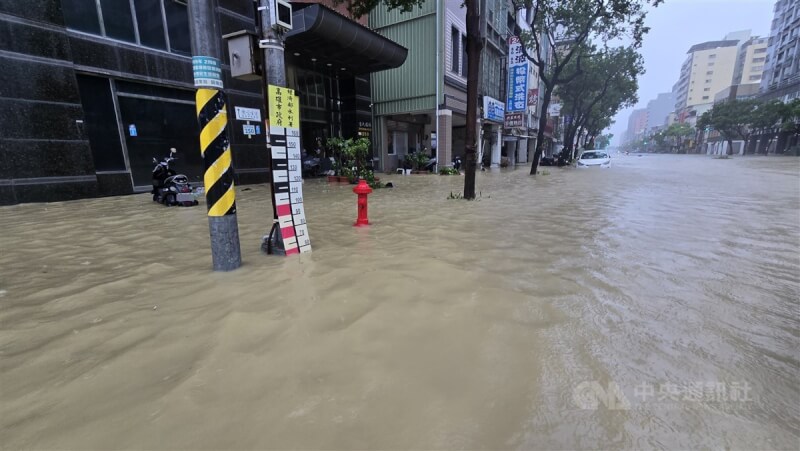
[326, 137, 348, 182]
[412, 151, 431, 173]
[340, 167, 354, 183]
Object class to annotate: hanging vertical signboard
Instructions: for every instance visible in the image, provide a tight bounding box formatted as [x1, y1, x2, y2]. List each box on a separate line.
[267, 85, 311, 255]
[506, 36, 528, 113]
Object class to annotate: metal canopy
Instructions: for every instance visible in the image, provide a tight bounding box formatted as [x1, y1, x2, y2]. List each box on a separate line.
[284, 4, 408, 75]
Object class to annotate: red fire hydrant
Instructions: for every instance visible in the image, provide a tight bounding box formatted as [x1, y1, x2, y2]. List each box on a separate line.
[352, 179, 373, 226]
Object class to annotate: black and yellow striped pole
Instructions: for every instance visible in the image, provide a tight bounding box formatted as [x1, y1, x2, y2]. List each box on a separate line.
[188, 0, 241, 271]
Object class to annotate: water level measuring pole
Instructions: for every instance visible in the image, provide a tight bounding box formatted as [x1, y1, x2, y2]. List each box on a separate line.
[187, 0, 242, 271]
[257, 0, 312, 256]
[258, 0, 286, 255]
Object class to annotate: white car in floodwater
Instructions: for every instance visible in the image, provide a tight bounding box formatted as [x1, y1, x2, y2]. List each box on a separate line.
[577, 151, 611, 168]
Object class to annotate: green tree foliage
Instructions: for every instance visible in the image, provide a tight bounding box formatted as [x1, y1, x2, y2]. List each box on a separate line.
[749, 100, 788, 132]
[701, 99, 760, 155]
[779, 98, 800, 133]
[595, 134, 612, 149]
[333, 0, 425, 18]
[513, 0, 663, 174]
[559, 46, 642, 158]
[665, 122, 692, 138]
[659, 122, 693, 152]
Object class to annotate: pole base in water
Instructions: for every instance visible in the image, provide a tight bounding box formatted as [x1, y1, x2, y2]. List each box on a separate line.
[208, 215, 242, 271]
[261, 222, 286, 256]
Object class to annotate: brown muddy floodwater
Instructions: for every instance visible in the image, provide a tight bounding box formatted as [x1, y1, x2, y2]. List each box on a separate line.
[1, 155, 799, 450]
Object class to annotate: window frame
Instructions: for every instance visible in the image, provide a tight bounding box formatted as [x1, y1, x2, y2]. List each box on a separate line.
[61, 0, 187, 56]
[451, 27, 460, 73]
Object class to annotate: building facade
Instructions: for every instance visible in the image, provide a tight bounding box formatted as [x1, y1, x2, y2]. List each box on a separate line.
[734, 36, 768, 85]
[369, 1, 439, 172]
[370, 0, 530, 172]
[0, 0, 405, 205]
[645, 92, 675, 132]
[760, 0, 800, 101]
[624, 108, 648, 145]
[672, 38, 741, 123]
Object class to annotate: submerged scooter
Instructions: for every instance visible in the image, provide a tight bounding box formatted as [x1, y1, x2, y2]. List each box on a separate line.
[151, 148, 199, 207]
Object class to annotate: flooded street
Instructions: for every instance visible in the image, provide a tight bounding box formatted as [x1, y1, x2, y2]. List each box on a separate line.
[1, 155, 799, 449]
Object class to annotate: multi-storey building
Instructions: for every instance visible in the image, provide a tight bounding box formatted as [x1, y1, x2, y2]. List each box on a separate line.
[645, 92, 675, 133]
[0, 0, 406, 205]
[734, 36, 769, 85]
[370, 0, 525, 172]
[624, 108, 648, 144]
[760, 0, 800, 101]
[672, 35, 743, 123]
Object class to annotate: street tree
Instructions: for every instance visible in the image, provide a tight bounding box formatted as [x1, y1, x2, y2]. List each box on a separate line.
[664, 122, 693, 151]
[559, 46, 641, 158]
[702, 99, 760, 155]
[513, 0, 663, 175]
[595, 133, 613, 150]
[335, 0, 425, 17]
[749, 100, 786, 154]
[780, 98, 800, 134]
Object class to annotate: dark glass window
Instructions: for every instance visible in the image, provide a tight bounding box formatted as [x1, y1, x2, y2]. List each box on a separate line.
[451, 27, 459, 72]
[118, 96, 202, 187]
[135, 0, 167, 50]
[61, 0, 102, 34]
[461, 36, 468, 77]
[75, 75, 127, 172]
[99, 0, 137, 43]
[164, 0, 191, 55]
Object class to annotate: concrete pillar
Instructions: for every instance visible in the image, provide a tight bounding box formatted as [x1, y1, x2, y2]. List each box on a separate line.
[477, 127, 483, 167]
[437, 109, 453, 167]
[527, 138, 535, 163]
[376, 116, 388, 171]
[491, 127, 501, 167]
[507, 141, 516, 166]
[517, 138, 528, 164]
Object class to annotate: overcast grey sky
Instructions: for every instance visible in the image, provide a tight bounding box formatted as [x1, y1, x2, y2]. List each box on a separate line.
[610, 0, 775, 144]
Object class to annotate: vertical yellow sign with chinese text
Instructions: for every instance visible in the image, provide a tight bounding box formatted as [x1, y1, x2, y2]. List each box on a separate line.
[267, 85, 299, 128]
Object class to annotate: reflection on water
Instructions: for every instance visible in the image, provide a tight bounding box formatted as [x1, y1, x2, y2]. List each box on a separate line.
[1, 155, 798, 449]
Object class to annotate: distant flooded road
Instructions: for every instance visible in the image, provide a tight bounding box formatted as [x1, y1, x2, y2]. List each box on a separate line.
[1, 155, 798, 449]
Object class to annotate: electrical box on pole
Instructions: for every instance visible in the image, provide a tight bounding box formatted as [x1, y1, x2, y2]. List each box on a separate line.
[222, 30, 262, 81]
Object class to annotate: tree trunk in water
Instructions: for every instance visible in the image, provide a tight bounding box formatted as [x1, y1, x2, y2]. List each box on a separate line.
[562, 128, 574, 162]
[530, 87, 552, 175]
[462, 0, 482, 199]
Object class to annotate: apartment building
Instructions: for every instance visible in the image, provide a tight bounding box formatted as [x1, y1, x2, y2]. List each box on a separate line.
[734, 36, 769, 85]
[645, 92, 675, 132]
[672, 38, 741, 122]
[624, 108, 648, 144]
[760, 0, 800, 101]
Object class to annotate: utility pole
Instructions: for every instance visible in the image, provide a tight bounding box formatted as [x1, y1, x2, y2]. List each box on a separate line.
[188, 0, 242, 271]
[257, 0, 287, 255]
[463, 0, 483, 199]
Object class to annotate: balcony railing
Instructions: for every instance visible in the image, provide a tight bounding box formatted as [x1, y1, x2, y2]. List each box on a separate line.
[767, 73, 800, 91]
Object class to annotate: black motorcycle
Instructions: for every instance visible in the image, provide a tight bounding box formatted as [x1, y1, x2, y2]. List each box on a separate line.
[151, 148, 199, 207]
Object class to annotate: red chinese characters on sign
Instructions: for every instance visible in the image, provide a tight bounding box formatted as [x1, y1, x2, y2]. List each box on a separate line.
[528, 88, 538, 107]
